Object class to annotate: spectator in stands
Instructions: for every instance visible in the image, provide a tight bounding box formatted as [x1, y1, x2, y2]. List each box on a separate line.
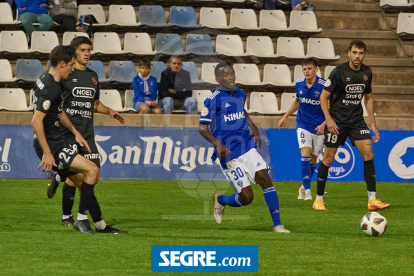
[264, 0, 302, 10]
[16, 0, 54, 43]
[159, 56, 197, 114]
[132, 59, 162, 114]
[48, 0, 77, 32]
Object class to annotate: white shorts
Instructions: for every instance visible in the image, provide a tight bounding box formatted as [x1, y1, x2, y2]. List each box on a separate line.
[297, 128, 324, 156]
[221, 148, 270, 194]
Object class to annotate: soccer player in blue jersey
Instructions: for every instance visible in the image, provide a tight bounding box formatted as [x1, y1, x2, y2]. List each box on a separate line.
[198, 62, 290, 233]
[278, 58, 326, 201]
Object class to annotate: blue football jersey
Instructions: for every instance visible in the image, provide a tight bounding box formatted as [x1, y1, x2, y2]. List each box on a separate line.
[199, 87, 256, 168]
[295, 76, 326, 134]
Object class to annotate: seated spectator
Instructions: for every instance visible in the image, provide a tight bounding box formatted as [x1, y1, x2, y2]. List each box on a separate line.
[159, 56, 197, 114]
[132, 59, 162, 114]
[48, 0, 77, 32]
[16, 0, 54, 43]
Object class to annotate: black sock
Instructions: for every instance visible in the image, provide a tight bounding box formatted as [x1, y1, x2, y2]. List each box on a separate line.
[316, 162, 330, 196]
[364, 159, 376, 192]
[62, 182, 76, 216]
[80, 182, 103, 223]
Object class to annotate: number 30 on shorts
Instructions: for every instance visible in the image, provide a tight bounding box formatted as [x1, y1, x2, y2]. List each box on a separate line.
[231, 167, 245, 181]
[327, 133, 338, 143]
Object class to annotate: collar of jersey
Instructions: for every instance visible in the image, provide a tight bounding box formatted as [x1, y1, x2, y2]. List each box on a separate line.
[216, 87, 241, 95]
[302, 75, 320, 90]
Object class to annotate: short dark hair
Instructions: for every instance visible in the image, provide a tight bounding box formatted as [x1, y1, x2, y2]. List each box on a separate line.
[214, 61, 232, 77]
[349, 40, 366, 51]
[139, 58, 151, 68]
[301, 58, 318, 68]
[168, 55, 182, 63]
[49, 45, 76, 67]
[70, 36, 92, 50]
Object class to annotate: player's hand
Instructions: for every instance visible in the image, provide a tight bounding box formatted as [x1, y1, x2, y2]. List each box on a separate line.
[372, 125, 380, 143]
[315, 122, 326, 135]
[75, 134, 91, 154]
[39, 152, 56, 172]
[109, 109, 125, 124]
[216, 143, 231, 158]
[250, 124, 262, 149]
[278, 117, 287, 129]
[326, 118, 339, 135]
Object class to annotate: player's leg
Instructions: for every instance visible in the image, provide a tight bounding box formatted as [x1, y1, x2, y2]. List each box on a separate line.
[296, 129, 313, 200]
[307, 134, 324, 201]
[61, 174, 81, 226]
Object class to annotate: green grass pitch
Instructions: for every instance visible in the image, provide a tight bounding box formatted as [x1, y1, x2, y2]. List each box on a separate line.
[0, 179, 413, 276]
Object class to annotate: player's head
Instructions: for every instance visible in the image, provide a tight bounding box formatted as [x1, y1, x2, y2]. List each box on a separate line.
[301, 58, 319, 81]
[49, 45, 76, 79]
[215, 61, 235, 90]
[348, 40, 366, 69]
[168, 56, 182, 73]
[139, 58, 151, 77]
[70, 36, 92, 66]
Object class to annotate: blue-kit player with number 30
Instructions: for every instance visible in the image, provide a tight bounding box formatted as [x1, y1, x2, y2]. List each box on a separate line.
[198, 62, 290, 233]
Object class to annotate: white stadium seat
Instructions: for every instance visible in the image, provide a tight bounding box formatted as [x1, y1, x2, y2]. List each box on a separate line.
[30, 31, 59, 53]
[123, 32, 156, 55]
[0, 59, 16, 82]
[0, 88, 32, 111]
[192, 90, 212, 112]
[289, 10, 322, 33]
[99, 90, 127, 112]
[107, 5, 139, 26]
[249, 92, 281, 114]
[293, 64, 322, 82]
[124, 90, 136, 111]
[263, 64, 294, 87]
[216, 35, 246, 56]
[280, 92, 298, 114]
[397, 13, 414, 36]
[229, 8, 259, 30]
[234, 64, 262, 86]
[62, 32, 89, 45]
[78, 4, 107, 25]
[324, 65, 336, 80]
[0, 3, 18, 24]
[380, 0, 413, 8]
[306, 38, 340, 60]
[275, 37, 305, 59]
[201, 62, 219, 84]
[92, 32, 123, 54]
[199, 7, 230, 29]
[0, 31, 30, 53]
[259, 10, 288, 31]
[246, 36, 275, 57]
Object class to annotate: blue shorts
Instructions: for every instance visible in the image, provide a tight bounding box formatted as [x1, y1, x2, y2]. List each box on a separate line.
[134, 102, 153, 113]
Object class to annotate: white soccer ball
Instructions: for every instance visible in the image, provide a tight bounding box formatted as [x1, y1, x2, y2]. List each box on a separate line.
[360, 212, 387, 237]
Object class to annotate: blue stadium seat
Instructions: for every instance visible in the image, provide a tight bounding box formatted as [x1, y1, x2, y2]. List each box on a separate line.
[138, 5, 170, 27]
[182, 62, 203, 84]
[155, 33, 185, 55]
[185, 34, 217, 56]
[108, 61, 137, 83]
[87, 60, 110, 83]
[150, 61, 166, 83]
[169, 6, 201, 28]
[15, 59, 43, 82]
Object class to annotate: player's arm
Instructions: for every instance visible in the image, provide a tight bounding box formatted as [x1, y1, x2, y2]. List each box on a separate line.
[364, 93, 379, 142]
[94, 99, 125, 124]
[321, 89, 339, 135]
[198, 123, 231, 157]
[31, 111, 56, 171]
[244, 111, 261, 149]
[278, 99, 299, 129]
[60, 111, 91, 153]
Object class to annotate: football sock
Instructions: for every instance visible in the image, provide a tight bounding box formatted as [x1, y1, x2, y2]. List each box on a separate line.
[94, 220, 107, 231]
[316, 195, 323, 201]
[316, 162, 330, 196]
[263, 187, 281, 227]
[55, 173, 62, 183]
[310, 163, 317, 178]
[364, 159, 376, 193]
[218, 194, 243, 207]
[62, 182, 76, 216]
[368, 191, 376, 202]
[80, 182, 103, 223]
[62, 214, 72, 220]
[77, 213, 88, 221]
[301, 157, 311, 190]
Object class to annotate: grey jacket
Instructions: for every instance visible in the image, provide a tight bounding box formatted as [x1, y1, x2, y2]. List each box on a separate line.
[48, 0, 77, 17]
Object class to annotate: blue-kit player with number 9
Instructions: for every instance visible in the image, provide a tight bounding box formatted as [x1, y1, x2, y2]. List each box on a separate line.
[198, 62, 290, 233]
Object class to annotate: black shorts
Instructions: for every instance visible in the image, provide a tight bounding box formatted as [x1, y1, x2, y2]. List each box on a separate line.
[324, 120, 371, 148]
[64, 134, 101, 168]
[33, 139, 77, 180]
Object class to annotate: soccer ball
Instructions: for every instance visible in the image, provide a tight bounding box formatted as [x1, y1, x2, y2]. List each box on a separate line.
[360, 212, 387, 237]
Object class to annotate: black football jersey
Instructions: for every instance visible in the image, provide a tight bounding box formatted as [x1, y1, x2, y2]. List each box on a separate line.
[60, 68, 100, 139]
[324, 62, 372, 125]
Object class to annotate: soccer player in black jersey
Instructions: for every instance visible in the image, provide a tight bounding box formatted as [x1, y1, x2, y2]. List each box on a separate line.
[312, 40, 390, 211]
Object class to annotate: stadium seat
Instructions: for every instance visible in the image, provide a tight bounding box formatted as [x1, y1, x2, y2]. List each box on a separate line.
[246, 36, 275, 57]
[170, 6, 201, 28]
[185, 34, 216, 56]
[0, 88, 32, 111]
[15, 59, 43, 82]
[324, 65, 336, 80]
[380, 0, 413, 8]
[201, 62, 219, 84]
[293, 64, 322, 82]
[216, 35, 246, 56]
[0, 59, 16, 82]
[233, 64, 262, 86]
[30, 31, 59, 53]
[280, 92, 297, 114]
[0, 3, 17, 24]
[361, 98, 376, 117]
[99, 90, 127, 112]
[306, 38, 340, 61]
[192, 90, 212, 112]
[107, 5, 139, 26]
[138, 5, 170, 27]
[249, 92, 281, 114]
[182, 62, 203, 84]
[397, 13, 414, 36]
[62, 32, 89, 45]
[78, 4, 107, 25]
[87, 60, 110, 83]
[155, 33, 185, 55]
[199, 7, 230, 29]
[124, 32, 156, 55]
[275, 37, 305, 59]
[289, 11, 322, 33]
[0, 31, 29, 53]
[29, 89, 34, 109]
[108, 61, 137, 83]
[229, 8, 259, 30]
[124, 90, 135, 111]
[259, 10, 288, 31]
[263, 64, 294, 87]
[150, 61, 166, 83]
[92, 32, 123, 54]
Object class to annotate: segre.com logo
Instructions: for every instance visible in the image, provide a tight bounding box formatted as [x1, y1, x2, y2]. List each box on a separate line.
[151, 245, 258, 272]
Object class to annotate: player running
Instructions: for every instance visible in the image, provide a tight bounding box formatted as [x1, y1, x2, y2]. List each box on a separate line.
[199, 62, 290, 233]
[278, 58, 326, 201]
[313, 40, 390, 211]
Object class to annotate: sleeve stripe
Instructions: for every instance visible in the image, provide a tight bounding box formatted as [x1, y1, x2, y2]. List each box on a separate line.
[200, 118, 212, 122]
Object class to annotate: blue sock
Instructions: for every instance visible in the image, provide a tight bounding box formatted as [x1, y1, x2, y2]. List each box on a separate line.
[301, 157, 311, 190]
[310, 163, 317, 178]
[218, 194, 242, 207]
[263, 187, 281, 227]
